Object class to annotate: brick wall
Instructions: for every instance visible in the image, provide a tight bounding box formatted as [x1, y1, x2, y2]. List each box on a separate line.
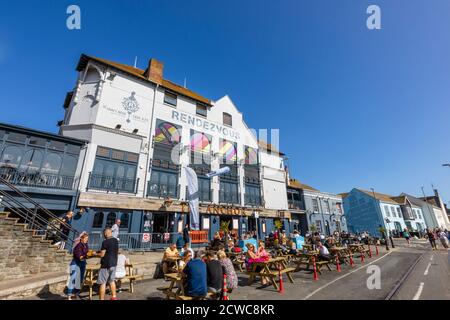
[0, 212, 72, 282]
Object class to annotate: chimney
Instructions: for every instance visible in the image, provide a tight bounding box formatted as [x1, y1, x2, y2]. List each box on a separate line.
[284, 165, 290, 185]
[144, 58, 164, 84]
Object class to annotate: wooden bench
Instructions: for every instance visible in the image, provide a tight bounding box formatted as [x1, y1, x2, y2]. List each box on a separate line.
[293, 253, 332, 274]
[121, 264, 143, 293]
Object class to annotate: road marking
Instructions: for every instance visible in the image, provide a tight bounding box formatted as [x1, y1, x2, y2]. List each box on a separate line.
[303, 251, 393, 300]
[412, 282, 424, 300]
[423, 262, 431, 275]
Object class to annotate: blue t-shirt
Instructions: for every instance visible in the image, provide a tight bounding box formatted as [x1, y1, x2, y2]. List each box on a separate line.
[183, 259, 207, 297]
[176, 235, 185, 249]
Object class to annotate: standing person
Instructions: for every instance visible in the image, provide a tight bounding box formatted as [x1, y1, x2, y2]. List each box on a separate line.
[182, 251, 207, 299]
[438, 229, 449, 249]
[67, 232, 89, 300]
[426, 229, 437, 250]
[183, 223, 191, 246]
[403, 228, 411, 245]
[96, 228, 119, 300]
[58, 211, 74, 250]
[111, 219, 121, 240]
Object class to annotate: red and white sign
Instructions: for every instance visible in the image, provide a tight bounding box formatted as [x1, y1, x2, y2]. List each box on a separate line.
[142, 233, 150, 243]
[163, 232, 170, 241]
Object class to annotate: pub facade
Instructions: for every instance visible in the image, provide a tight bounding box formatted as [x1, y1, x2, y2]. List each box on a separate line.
[59, 54, 290, 244]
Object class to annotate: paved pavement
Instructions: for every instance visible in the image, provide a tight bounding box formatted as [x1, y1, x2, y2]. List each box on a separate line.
[27, 238, 449, 300]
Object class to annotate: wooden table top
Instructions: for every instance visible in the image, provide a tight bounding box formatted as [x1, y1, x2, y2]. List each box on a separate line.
[165, 273, 182, 281]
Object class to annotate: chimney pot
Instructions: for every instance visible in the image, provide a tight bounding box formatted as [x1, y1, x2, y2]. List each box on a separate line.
[144, 58, 164, 84]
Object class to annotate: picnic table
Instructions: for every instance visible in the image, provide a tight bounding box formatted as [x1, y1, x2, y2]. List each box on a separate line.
[82, 263, 142, 299]
[157, 273, 215, 300]
[292, 251, 333, 275]
[348, 244, 370, 257]
[164, 256, 182, 272]
[329, 246, 354, 265]
[246, 257, 295, 290]
[226, 251, 245, 272]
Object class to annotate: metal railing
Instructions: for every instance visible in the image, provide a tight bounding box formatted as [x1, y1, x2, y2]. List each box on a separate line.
[0, 167, 77, 190]
[87, 172, 139, 194]
[147, 182, 180, 199]
[0, 175, 79, 249]
[244, 194, 262, 206]
[88, 232, 181, 251]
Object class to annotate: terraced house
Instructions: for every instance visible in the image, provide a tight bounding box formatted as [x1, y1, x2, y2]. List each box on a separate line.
[342, 189, 428, 237]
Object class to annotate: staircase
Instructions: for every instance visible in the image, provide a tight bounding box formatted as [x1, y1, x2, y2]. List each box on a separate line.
[0, 212, 72, 299]
[0, 175, 80, 299]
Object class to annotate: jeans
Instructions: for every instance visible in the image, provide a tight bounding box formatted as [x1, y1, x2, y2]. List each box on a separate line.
[67, 259, 86, 295]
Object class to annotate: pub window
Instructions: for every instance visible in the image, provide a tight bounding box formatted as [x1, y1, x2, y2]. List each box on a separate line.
[196, 103, 208, 117]
[28, 136, 47, 148]
[106, 212, 117, 227]
[223, 112, 232, 126]
[120, 212, 129, 229]
[164, 91, 177, 106]
[92, 212, 104, 228]
[6, 132, 27, 144]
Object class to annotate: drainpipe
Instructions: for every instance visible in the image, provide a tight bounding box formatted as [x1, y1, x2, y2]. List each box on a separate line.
[143, 83, 159, 198]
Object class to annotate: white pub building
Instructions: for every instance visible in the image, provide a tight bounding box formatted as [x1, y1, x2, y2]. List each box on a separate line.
[59, 54, 290, 245]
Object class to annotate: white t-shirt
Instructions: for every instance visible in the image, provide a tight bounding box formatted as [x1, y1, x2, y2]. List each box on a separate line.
[111, 224, 120, 239]
[115, 254, 129, 278]
[319, 246, 330, 255]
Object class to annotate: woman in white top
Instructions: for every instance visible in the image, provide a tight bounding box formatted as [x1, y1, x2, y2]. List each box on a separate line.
[115, 251, 130, 292]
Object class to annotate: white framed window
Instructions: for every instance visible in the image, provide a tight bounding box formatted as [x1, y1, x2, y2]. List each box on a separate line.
[396, 207, 401, 218]
[202, 217, 210, 230]
[385, 205, 390, 217]
[390, 206, 396, 217]
[164, 91, 177, 106]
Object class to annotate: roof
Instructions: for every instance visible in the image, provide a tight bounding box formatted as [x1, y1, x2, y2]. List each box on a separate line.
[400, 193, 427, 207]
[76, 54, 212, 106]
[0, 122, 87, 145]
[258, 140, 285, 156]
[288, 179, 319, 191]
[357, 189, 400, 204]
[339, 192, 349, 199]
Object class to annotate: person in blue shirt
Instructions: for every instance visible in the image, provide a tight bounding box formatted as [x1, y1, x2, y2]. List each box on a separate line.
[182, 251, 207, 298]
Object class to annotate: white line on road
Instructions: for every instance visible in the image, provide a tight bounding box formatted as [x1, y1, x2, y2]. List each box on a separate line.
[412, 282, 424, 300]
[303, 251, 393, 300]
[423, 262, 431, 275]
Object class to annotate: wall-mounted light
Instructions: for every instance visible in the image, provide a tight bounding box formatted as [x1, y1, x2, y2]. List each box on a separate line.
[115, 124, 122, 130]
[107, 72, 117, 81]
[132, 128, 139, 134]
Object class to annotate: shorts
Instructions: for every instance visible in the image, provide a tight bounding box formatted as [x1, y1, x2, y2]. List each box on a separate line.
[97, 267, 116, 285]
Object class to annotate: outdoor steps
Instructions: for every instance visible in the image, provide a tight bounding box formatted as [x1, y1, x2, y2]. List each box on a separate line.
[0, 211, 72, 298]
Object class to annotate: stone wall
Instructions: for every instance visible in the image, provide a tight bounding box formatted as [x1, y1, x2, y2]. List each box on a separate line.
[0, 212, 72, 282]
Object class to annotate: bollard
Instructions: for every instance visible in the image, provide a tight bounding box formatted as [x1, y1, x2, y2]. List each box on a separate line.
[222, 274, 229, 300]
[375, 244, 379, 256]
[360, 251, 365, 263]
[335, 255, 341, 272]
[349, 253, 355, 267]
[312, 256, 319, 281]
[368, 244, 372, 258]
[278, 264, 285, 294]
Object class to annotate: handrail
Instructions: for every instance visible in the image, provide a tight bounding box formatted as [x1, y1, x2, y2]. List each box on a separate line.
[0, 175, 79, 248]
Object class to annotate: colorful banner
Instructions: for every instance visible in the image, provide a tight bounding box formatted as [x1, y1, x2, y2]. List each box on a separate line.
[245, 146, 258, 165]
[190, 131, 211, 154]
[219, 139, 237, 163]
[154, 120, 181, 144]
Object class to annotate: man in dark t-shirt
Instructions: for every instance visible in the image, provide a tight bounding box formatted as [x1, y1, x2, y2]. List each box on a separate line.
[205, 252, 223, 296]
[96, 228, 119, 300]
[182, 252, 207, 298]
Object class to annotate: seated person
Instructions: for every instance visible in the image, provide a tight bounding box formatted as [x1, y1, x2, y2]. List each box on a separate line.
[210, 233, 223, 250]
[317, 242, 332, 261]
[162, 243, 180, 274]
[182, 251, 207, 298]
[287, 239, 298, 255]
[178, 250, 192, 271]
[181, 243, 194, 258]
[204, 252, 224, 297]
[115, 250, 131, 292]
[257, 240, 270, 259]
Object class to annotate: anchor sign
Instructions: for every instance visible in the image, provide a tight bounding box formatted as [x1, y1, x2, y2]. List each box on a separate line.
[121, 92, 140, 123]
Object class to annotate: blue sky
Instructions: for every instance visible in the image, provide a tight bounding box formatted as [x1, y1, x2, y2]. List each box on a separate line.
[1, 0, 450, 202]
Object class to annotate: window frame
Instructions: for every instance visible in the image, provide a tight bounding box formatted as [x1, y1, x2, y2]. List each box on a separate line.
[164, 91, 178, 107]
[223, 112, 233, 127]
